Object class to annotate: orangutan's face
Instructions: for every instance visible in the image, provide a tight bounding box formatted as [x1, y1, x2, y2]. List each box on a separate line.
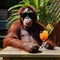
[20, 8, 37, 28]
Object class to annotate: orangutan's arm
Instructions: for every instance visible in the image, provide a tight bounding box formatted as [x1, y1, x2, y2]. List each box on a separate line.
[3, 22, 39, 53]
[3, 23, 24, 49]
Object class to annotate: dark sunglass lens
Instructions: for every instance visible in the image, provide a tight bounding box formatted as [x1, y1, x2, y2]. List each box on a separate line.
[21, 13, 27, 19]
[29, 13, 36, 18]
[23, 13, 27, 18]
[20, 12, 37, 19]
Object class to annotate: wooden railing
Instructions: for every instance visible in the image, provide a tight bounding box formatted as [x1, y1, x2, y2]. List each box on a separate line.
[49, 0, 60, 21]
[0, 10, 8, 47]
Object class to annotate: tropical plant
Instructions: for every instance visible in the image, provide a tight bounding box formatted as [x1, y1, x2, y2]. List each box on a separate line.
[7, 0, 58, 30]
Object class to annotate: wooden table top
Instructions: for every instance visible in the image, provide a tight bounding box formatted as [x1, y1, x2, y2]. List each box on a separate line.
[0, 46, 60, 57]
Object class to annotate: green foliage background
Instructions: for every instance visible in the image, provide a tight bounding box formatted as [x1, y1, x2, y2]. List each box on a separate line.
[7, 0, 58, 31]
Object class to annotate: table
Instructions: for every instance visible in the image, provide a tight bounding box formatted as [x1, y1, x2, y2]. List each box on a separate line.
[0, 46, 60, 60]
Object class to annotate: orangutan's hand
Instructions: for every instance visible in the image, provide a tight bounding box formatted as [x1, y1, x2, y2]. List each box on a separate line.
[22, 43, 39, 53]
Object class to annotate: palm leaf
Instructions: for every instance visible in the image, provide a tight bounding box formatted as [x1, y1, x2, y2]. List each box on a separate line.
[8, 13, 19, 21]
[23, 0, 30, 3]
[32, 0, 38, 9]
[8, 4, 23, 11]
[23, 0, 30, 6]
[7, 16, 18, 28]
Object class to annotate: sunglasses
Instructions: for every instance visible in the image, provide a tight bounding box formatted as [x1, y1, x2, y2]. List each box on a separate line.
[20, 12, 37, 19]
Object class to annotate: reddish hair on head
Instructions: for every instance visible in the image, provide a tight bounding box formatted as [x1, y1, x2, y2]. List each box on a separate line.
[18, 6, 37, 14]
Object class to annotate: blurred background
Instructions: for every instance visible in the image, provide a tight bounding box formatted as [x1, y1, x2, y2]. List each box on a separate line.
[0, 0, 21, 48]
